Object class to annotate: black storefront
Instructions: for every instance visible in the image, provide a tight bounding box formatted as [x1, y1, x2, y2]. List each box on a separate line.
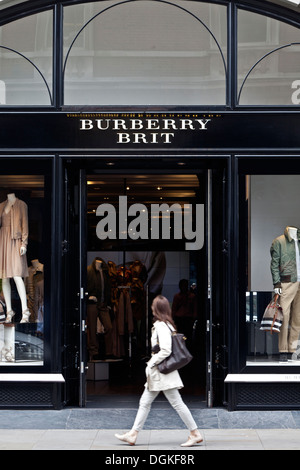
[1, 0, 300, 411]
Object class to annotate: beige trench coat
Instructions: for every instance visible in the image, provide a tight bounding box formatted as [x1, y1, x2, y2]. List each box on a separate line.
[145, 321, 183, 392]
[0, 198, 28, 248]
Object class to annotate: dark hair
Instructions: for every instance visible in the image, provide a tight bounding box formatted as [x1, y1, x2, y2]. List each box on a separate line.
[179, 279, 188, 292]
[151, 295, 176, 330]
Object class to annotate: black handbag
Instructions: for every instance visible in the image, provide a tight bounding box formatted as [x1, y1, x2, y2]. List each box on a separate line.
[260, 294, 283, 334]
[157, 325, 193, 374]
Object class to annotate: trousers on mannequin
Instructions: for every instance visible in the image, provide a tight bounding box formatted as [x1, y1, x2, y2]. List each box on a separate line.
[278, 282, 300, 354]
[271, 226, 300, 357]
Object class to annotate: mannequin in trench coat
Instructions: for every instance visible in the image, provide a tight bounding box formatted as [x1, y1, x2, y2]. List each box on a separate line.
[115, 295, 203, 447]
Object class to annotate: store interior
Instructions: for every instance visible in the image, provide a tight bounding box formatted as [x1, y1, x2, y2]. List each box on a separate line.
[85, 173, 206, 404]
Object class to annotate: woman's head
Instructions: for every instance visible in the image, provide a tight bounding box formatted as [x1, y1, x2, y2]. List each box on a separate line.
[151, 295, 176, 328]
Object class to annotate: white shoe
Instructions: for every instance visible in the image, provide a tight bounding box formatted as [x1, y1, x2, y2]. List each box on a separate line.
[181, 434, 203, 447]
[20, 309, 30, 323]
[5, 310, 15, 323]
[115, 432, 137, 446]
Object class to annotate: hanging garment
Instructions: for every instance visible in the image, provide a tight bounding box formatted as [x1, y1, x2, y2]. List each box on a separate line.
[117, 290, 134, 335]
[25, 266, 44, 320]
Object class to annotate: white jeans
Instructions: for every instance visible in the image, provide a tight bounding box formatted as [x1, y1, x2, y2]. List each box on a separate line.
[132, 388, 198, 432]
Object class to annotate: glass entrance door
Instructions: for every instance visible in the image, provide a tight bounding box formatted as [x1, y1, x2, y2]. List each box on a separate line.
[62, 158, 229, 408]
[85, 172, 206, 403]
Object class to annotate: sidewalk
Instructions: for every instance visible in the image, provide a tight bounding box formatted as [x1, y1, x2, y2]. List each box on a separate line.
[0, 406, 300, 450]
[1, 427, 299, 450]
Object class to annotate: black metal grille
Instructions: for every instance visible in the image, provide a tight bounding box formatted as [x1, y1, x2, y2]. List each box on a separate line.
[235, 383, 300, 408]
[0, 383, 53, 407]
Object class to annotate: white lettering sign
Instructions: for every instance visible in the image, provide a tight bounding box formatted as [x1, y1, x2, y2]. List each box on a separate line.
[79, 117, 212, 144]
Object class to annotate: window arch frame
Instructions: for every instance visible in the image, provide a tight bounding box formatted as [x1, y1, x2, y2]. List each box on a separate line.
[0, 0, 300, 110]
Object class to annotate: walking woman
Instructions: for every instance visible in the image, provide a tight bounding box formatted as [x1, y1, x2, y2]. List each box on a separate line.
[115, 295, 203, 447]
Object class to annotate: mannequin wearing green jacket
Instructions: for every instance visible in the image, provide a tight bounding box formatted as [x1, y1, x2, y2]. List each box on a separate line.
[270, 226, 300, 362]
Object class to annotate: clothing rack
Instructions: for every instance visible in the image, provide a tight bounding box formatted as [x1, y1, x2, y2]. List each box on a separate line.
[117, 285, 132, 363]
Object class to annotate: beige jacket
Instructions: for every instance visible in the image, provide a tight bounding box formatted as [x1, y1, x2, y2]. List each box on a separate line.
[145, 321, 183, 392]
[0, 198, 29, 248]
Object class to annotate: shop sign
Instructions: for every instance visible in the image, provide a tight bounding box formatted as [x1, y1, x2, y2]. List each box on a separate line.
[79, 115, 213, 144]
[1, 111, 300, 150]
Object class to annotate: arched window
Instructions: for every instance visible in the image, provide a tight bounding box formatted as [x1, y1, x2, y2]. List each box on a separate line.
[0, 9, 53, 105]
[0, 1, 300, 107]
[237, 8, 300, 105]
[63, 0, 227, 106]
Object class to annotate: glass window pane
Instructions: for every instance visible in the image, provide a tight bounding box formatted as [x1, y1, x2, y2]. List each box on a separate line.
[238, 9, 300, 105]
[0, 10, 53, 105]
[246, 175, 300, 365]
[63, 1, 227, 105]
[0, 174, 46, 365]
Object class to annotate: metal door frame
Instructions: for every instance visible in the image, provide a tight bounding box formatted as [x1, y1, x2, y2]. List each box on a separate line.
[78, 168, 88, 407]
[206, 169, 213, 407]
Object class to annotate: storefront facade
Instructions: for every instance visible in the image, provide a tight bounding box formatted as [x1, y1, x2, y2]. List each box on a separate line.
[1, 0, 300, 410]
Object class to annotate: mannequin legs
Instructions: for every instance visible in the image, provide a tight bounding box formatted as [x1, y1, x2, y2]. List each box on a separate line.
[279, 282, 300, 353]
[2, 278, 13, 312]
[2, 277, 30, 322]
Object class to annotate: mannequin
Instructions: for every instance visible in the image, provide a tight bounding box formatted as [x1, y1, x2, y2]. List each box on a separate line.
[270, 226, 300, 361]
[0, 193, 30, 323]
[87, 257, 113, 360]
[25, 259, 44, 321]
[31, 259, 44, 273]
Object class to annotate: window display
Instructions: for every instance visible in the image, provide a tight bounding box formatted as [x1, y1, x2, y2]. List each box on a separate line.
[245, 175, 300, 366]
[270, 226, 300, 362]
[0, 175, 46, 365]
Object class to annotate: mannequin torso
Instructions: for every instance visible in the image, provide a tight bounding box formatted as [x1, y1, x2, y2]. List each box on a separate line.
[4, 193, 16, 214]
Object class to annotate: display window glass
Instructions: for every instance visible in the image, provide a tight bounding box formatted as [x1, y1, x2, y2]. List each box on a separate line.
[242, 172, 300, 366]
[0, 172, 49, 366]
